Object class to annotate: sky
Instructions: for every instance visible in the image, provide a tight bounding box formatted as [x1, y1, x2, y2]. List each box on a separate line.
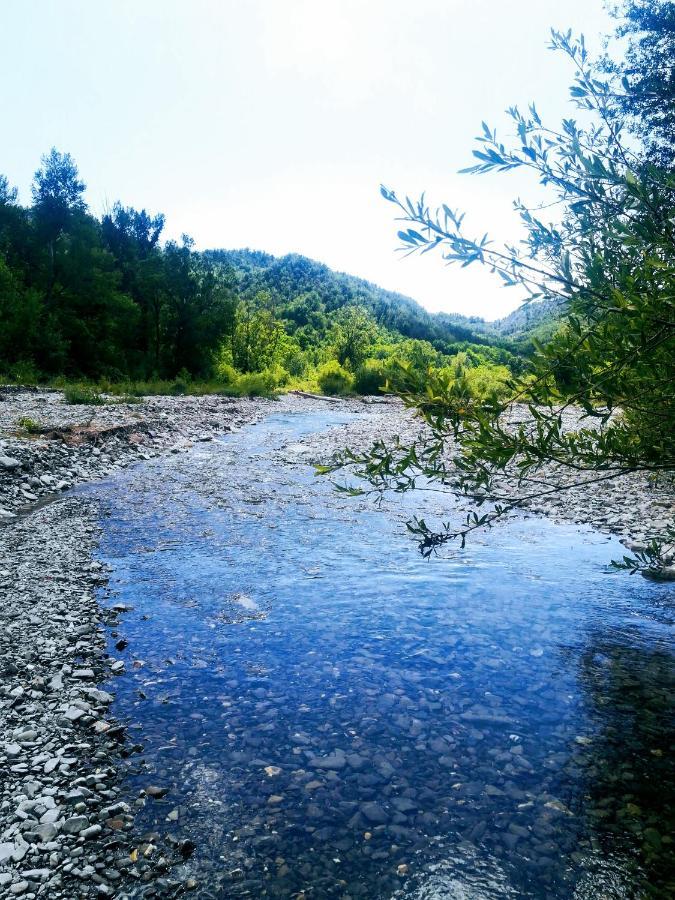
[1, 0, 614, 320]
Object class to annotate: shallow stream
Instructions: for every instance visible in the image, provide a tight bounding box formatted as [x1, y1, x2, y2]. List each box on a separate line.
[82, 409, 673, 899]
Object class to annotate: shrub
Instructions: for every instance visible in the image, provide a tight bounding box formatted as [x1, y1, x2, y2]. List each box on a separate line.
[63, 384, 104, 405]
[353, 358, 389, 395]
[265, 364, 290, 387]
[465, 363, 512, 400]
[284, 349, 307, 378]
[7, 361, 41, 385]
[216, 363, 238, 386]
[17, 416, 42, 433]
[317, 360, 353, 396]
[233, 371, 278, 397]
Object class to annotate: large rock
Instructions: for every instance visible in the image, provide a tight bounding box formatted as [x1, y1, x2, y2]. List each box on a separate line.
[0, 455, 21, 471]
[61, 815, 89, 834]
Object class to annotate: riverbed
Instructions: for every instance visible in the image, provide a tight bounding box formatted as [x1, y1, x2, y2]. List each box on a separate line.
[81, 408, 674, 899]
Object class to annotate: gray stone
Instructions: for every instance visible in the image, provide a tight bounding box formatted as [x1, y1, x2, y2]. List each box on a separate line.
[361, 801, 388, 823]
[35, 823, 58, 841]
[48, 672, 64, 690]
[62, 815, 89, 835]
[314, 751, 346, 771]
[73, 668, 95, 679]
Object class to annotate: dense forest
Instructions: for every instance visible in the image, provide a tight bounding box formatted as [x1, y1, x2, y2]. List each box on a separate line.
[0, 152, 531, 398]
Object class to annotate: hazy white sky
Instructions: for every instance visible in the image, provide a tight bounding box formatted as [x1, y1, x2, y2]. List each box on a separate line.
[2, 0, 614, 319]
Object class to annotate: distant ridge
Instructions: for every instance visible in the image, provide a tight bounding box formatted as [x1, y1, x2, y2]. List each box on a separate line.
[205, 248, 514, 351]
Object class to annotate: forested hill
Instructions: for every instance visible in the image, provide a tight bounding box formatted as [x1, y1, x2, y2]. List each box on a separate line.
[490, 298, 565, 342]
[206, 249, 499, 352]
[0, 149, 524, 390]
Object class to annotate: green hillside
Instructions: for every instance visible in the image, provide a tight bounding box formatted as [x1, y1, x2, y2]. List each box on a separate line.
[490, 298, 565, 348]
[206, 248, 511, 354]
[0, 150, 527, 397]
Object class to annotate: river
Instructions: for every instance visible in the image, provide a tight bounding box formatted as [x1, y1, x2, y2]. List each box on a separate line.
[79, 408, 674, 899]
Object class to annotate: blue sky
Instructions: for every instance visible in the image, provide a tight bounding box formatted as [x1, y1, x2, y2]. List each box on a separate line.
[2, 0, 613, 319]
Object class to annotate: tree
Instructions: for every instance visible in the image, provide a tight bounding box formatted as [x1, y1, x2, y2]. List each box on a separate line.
[231, 290, 287, 373]
[162, 236, 236, 377]
[0, 175, 18, 206]
[32, 148, 86, 232]
[322, 30, 675, 575]
[604, 0, 675, 167]
[330, 305, 378, 368]
[31, 148, 88, 303]
[101, 203, 166, 373]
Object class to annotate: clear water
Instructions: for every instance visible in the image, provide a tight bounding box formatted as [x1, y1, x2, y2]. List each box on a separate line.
[81, 410, 674, 899]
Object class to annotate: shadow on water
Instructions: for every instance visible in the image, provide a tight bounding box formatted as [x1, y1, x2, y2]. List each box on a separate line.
[77, 410, 674, 899]
[568, 629, 675, 898]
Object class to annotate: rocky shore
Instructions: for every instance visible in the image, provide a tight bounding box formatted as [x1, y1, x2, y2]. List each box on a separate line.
[0, 391, 279, 898]
[1, 498, 157, 899]
[0, 389, 369, 898]
[0, 389, 285, 522]
[306, 402, 675, 561]
[0, 388, 672, 898]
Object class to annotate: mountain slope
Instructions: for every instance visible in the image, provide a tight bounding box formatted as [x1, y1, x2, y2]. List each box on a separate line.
[206, 249, 512, 352]
[492, 298, 565, 339]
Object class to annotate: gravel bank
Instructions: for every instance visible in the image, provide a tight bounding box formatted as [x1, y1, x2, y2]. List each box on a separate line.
[0, 498, 171, 898]
[0, 390, 283, 521]
[305, 403, 675, 557]
[0, 389, 365, 898]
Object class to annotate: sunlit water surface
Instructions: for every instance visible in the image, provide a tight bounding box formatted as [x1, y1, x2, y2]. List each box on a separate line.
[80, 411, 674, 899]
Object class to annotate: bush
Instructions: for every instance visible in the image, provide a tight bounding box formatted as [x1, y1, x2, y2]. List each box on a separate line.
[353, 358, 389, 395]
[284, 349, 307, 378]
[265, 364, 290, 387]
[465, 363, 512, 400]
[317, 360, 353, 396]
[63, 384, 104, 405]
[233, 371, 278, 397]
[6, 361, 41, 385]
[17, 416, 42, 433]
[216, 363, 238, 386]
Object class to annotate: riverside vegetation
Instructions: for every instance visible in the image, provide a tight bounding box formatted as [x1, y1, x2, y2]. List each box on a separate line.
[322, 4, 675, 576]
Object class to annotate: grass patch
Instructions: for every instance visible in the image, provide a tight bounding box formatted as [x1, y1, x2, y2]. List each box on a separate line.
[63, 384, 105, 405]
[17, 416, 43, 433]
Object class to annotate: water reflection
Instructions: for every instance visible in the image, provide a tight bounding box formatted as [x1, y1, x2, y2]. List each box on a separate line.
[572, 632, 675, 898]
[78, 410, 673, 899]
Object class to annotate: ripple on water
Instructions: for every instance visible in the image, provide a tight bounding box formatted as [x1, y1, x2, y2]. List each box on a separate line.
[79, 410, 674, 900]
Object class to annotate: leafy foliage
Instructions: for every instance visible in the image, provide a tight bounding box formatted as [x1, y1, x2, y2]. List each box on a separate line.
[0, 151, 523, 393]
[63, 384, 104, 405]
[205, 248, 515, 355]
[324, 28, 675, 574]
[0, 151, 237, 381]
[317, 360, 354, 395]
[604, 1, 675, 168]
